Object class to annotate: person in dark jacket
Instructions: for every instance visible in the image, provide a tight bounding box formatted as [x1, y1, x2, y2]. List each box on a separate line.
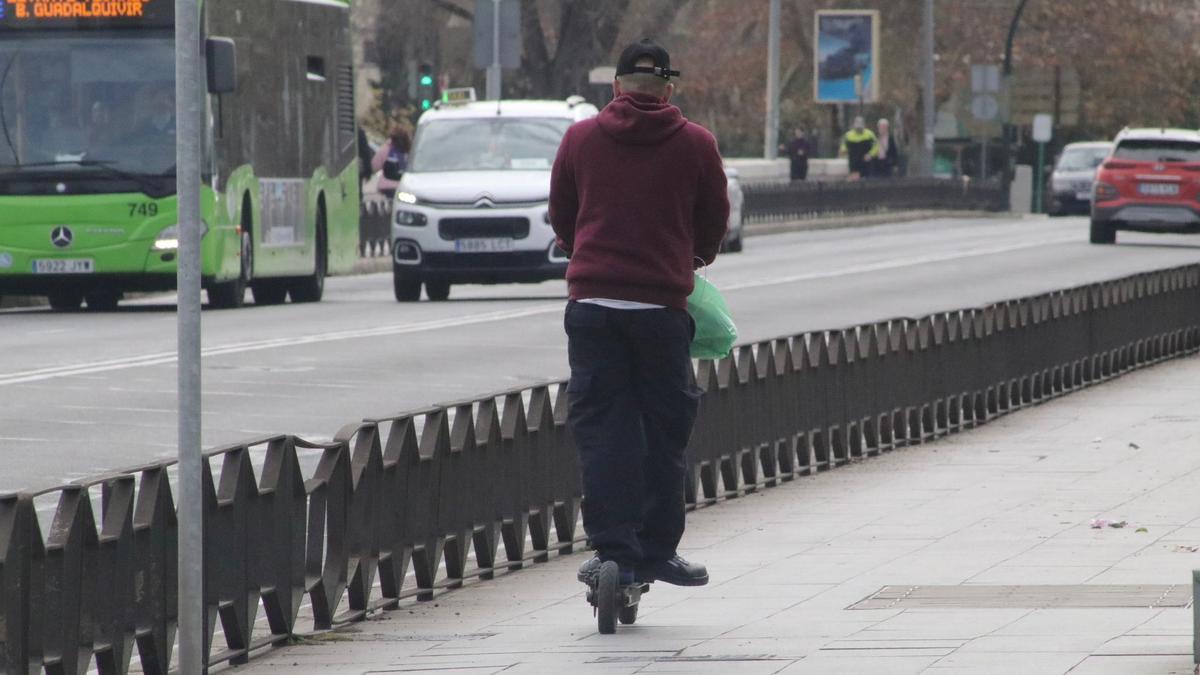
[780, 127, 811, 181]
[550, 38, 728, 589]
[371, 123, 411, 200]
[870, 118, 900, 178]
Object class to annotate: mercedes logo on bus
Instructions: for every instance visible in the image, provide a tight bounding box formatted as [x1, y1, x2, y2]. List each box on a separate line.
[50, 226, 74, 249]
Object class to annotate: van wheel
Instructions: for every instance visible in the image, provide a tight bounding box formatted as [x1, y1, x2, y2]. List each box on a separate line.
[726, 230, 744, 253]
[1089, 219, 1115, 244]
[394, 267, 421, 302]
[425, 280, 451, 301]
[48, 290, 83, 311]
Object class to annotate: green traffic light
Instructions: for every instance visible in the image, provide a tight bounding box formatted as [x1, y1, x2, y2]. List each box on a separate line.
[421, 99, 432, 110]
[419, 75, 434, 86]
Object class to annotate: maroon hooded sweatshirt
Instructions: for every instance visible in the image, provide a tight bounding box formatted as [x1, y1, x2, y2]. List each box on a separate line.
[549, 92, 729, 310]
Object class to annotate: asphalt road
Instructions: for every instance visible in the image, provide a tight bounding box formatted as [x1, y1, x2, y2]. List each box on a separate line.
[4, 215, 1200, 492]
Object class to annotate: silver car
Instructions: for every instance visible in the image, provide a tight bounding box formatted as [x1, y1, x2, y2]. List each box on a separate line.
[1048, 141, 1113, 216]
[722, 167, 745, 253]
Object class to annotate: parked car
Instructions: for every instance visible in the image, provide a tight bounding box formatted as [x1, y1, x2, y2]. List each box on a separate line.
[390, 92, 599, 301]
[722, 167, 745, 253]
[1047, 141, 1112, 216]
[1090, 128, 1200, 244]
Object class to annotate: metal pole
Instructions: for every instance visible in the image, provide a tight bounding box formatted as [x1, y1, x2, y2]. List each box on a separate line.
[175, 0, 204, 671]
[1002, 0, 1030, 206]
[486, 0, 501, 100]
[981, 137, 988, 181]
[763, 0, 781, 159]
[1034, 141, 1045, 213]
[921, 0, 935, 177]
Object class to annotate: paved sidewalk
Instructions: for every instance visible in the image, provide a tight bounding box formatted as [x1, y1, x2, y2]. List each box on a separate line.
[235, 355, 1200, 675]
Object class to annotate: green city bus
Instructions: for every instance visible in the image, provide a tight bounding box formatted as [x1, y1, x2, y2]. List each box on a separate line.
[0, 0, 360, 310]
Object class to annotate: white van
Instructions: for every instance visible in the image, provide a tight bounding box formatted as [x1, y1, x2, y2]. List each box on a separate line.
[390, 92, 599, 301]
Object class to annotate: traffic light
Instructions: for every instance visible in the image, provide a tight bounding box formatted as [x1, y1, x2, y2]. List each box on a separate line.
[417, 63, 435, 111]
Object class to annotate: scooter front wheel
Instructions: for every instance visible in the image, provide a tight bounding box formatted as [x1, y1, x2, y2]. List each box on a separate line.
[596, 561, 619, 634]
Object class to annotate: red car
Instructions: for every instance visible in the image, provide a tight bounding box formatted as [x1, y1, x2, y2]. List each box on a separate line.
[1090, 128, 1200, 244]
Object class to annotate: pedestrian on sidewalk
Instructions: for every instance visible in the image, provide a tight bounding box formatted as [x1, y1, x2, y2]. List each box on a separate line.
[371, 122, 411, 201]
[870, 118, 900, 178]
[780, 127, 811, 181]
[549, 38, 729, 589]
[839, 115, 878, 180]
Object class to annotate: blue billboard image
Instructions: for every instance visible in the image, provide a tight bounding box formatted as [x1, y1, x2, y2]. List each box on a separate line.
[814, 10, 879, 103]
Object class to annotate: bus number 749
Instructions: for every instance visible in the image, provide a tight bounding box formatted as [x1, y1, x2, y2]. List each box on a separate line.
[129, 202, 160, 218]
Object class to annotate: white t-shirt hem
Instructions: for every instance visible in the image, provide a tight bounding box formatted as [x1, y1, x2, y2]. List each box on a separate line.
[578, 298, 666, 310]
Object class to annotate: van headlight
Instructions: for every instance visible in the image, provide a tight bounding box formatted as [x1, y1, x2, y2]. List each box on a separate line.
[154, 222, 209, 250]
[396, 191, 419, 205]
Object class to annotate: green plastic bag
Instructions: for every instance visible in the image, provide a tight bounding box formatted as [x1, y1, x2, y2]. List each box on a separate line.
[687, 273, 738, 360]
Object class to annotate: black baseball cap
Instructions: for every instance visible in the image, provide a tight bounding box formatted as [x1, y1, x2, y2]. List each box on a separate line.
[615, 38, 681, 80]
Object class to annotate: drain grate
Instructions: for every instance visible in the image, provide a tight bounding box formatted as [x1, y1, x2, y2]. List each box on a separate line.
[849, 585, 1192, 610]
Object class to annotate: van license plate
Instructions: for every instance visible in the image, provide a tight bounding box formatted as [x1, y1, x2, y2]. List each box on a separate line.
[1138, 183, 1179, 196]
[455, 238, 514, 253]
[32, 259, 94, 274]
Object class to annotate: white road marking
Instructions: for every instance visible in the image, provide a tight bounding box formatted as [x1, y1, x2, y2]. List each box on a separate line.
[0, 232, 1078, 387]
[719, 233, 1080, 292]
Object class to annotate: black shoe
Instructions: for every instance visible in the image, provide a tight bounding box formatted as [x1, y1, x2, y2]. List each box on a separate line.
[577, 555, 602, 583]
[638, 555, 708, 586]
[577, 555, 636, 585]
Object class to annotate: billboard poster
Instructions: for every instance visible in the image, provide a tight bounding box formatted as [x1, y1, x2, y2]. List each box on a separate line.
[814, 9, 880, 104]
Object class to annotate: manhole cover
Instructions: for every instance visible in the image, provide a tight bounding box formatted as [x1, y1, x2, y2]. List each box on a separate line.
[849, 585, 1191, 610]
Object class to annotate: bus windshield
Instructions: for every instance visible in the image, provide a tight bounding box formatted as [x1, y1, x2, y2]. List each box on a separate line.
[0, 35, 175, 176]
[409, 118, 572, 172]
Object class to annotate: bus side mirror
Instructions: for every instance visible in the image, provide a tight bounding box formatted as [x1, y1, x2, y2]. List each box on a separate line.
[206, 38, 237, 94]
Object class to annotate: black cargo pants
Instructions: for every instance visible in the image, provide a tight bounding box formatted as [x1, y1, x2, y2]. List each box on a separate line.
[564, 300, 702, 568]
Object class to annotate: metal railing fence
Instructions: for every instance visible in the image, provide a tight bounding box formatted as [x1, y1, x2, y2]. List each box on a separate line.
[742, 177, 1007, 224]
[359, 195, 392, 258]
[3, 264, 1199, 673]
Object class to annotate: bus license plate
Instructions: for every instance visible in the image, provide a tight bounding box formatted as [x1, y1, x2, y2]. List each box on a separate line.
[32, 259, 94, 274]
[1138, 183, 1179, 197]
[455, 238, 514, 253]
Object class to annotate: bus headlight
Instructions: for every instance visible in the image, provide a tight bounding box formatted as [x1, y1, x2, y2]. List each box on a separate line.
[154, 222, 209, 250]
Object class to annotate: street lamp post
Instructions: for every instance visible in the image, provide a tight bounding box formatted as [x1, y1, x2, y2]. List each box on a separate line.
[1001, 0, 1031, 206]
[764, 0, 781, 160]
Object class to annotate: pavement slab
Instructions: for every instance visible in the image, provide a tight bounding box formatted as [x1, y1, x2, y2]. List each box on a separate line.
[229, 350, 1200, 674]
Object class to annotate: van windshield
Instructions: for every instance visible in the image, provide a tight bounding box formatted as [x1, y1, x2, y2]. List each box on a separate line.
[1112, 139, 1200, 163]
[409, 118, 572, 172]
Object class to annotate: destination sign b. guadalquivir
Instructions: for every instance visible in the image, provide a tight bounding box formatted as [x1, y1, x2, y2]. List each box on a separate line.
[0, 0, 172, 27]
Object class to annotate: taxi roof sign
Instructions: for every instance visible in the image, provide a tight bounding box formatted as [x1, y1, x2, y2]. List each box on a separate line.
[440, 87, 477, 106]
